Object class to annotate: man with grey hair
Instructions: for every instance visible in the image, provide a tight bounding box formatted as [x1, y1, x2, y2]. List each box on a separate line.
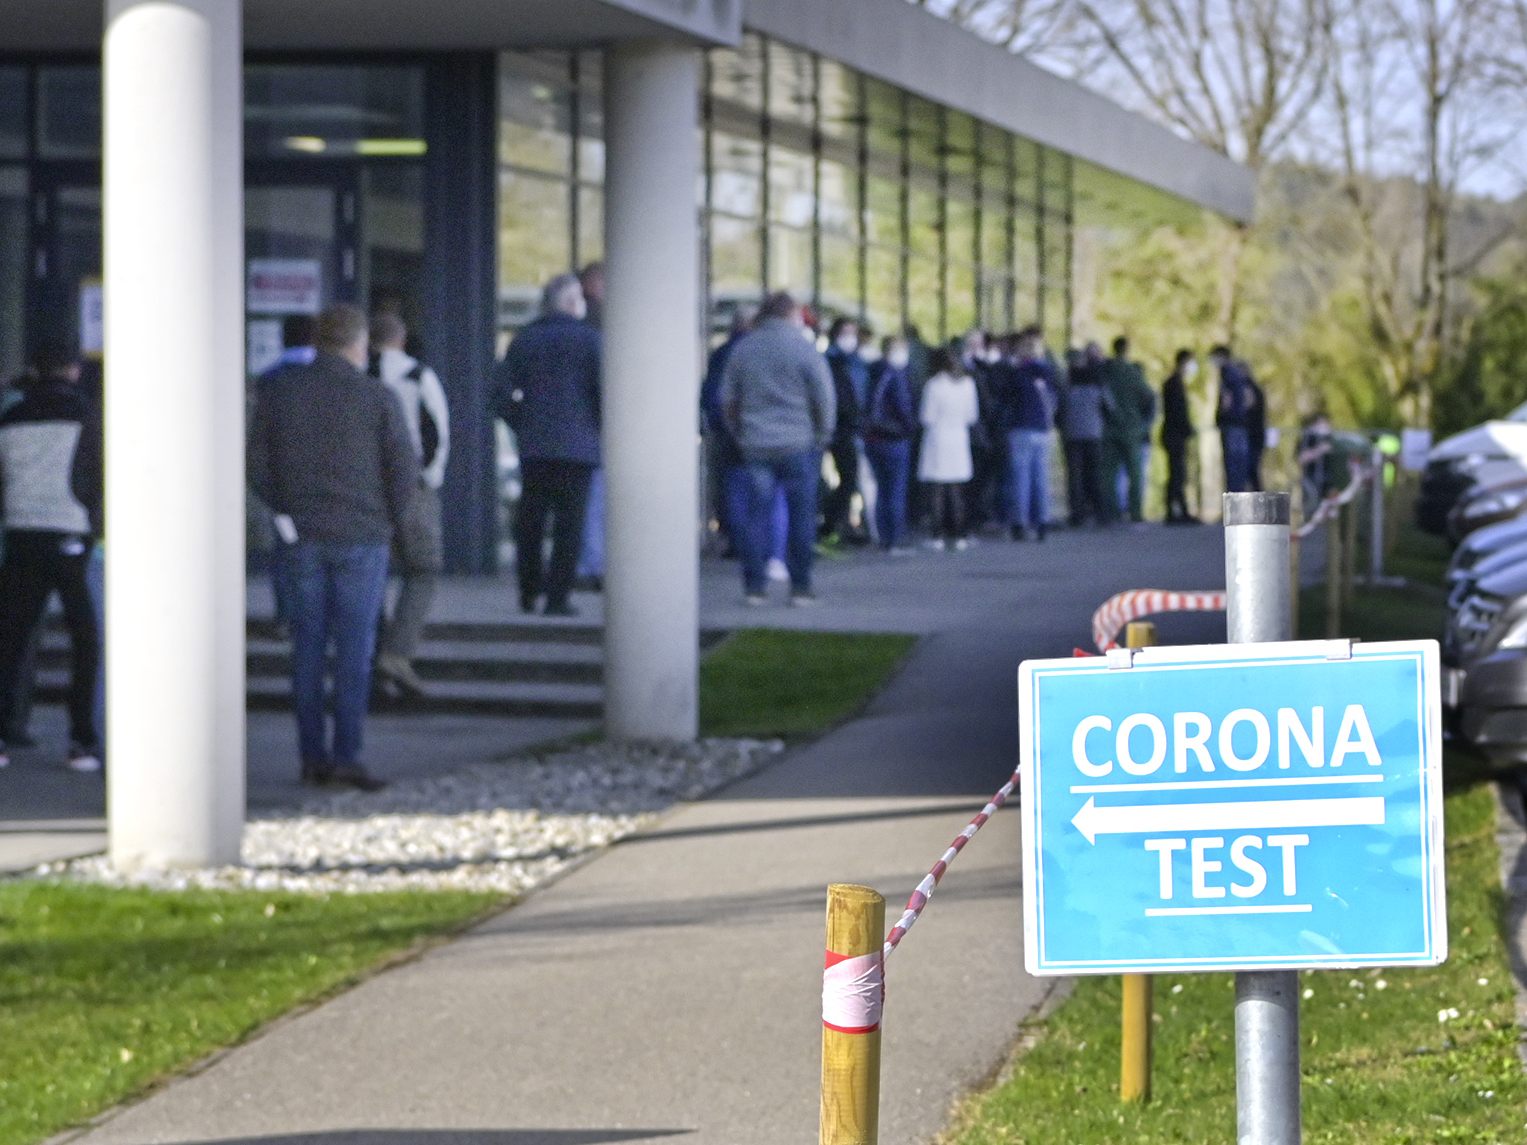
[370, 311, 450, 699]
[249, 302, 417, 791]
[492, 272, 601, 617]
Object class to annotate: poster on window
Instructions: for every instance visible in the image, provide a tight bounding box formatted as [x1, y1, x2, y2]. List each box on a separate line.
[247, 258, 323, 316]
[79, 278, 104, 359]
[246, 319, 285, 377]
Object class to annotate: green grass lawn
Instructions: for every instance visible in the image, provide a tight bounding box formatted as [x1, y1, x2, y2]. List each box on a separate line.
[2, 627, 915, 1145]
[699, 628, 917, 739]
[946, 531, 1527, 1144]
[0, 884, 499, 1145]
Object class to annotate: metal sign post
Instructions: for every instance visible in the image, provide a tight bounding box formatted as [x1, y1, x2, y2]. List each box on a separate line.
[1224, 491, 1299, 1145]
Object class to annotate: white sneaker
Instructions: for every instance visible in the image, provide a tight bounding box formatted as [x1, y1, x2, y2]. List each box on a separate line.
[744, 593, 769, 607]
[766, 557, 789, 582]
[923, 539, 947, 552]
[953, 538, 972, 552]
[66, 748, 102, 773]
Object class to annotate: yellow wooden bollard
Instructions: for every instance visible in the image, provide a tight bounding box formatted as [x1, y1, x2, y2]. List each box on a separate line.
[1120, 620, 1156, 1104]
[1325, 507, 1342, 638]
[820, 883, 885, 1145]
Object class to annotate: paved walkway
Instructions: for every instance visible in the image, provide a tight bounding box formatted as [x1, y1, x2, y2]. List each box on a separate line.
[37, 522, 1225, 1145]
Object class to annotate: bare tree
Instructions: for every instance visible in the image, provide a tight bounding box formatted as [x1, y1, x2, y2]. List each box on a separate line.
[914, 0, 1084, 57]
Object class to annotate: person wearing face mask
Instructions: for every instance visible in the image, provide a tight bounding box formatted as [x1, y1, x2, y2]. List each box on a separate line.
[1161, 348, 1200, 524]
[862, 335, 918, 553]
[820, 317, 871, 544]
[491, 272, 602, 618]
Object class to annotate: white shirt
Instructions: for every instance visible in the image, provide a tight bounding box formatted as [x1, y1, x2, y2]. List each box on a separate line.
[377, 346, 451, 490]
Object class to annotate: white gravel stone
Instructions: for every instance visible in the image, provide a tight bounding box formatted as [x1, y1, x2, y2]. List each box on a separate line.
[40, 738, 784, 895]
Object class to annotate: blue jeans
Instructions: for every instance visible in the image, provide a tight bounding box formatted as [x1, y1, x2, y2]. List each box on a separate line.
[742, 452, 819, 594]
[864, 439, 911, 549]
[1222, 427, 1251, 494]
[577, 467, 605, 578]
[278, 541, 390, 768]
[1006, 429, 1051, 531]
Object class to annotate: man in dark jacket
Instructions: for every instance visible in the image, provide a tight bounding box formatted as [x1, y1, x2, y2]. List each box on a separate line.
[492, 273, 602, 617]
[701, 308, 753, 555]
[0, 340, 103, 772]
[821, 317, 870, 543]
[249, 304, 417, 791]
[1001, 329, 1059, 541]
[1160, 348, 1199, 523]
[1212, 344, 1259, 494]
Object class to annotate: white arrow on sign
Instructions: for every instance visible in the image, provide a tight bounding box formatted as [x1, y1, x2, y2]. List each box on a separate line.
[1070, 794, 1385, 845]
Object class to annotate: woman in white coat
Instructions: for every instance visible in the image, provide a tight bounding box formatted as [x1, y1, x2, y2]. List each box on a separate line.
[918, 348, 980, 551]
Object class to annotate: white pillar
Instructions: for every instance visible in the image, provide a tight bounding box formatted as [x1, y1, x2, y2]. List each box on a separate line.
[603, 43, 702, 742]
[104, 0, 245, 867]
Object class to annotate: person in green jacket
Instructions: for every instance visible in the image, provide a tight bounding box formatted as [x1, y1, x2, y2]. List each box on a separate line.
[1100, 335, 1155, 523]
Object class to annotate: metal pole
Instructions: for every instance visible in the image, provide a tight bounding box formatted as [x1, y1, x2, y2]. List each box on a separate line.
[1224, 491, 1300, 1145]
[1368, 448, 1384, 583]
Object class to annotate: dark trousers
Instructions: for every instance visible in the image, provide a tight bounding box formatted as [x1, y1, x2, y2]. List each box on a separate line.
[821, 436, 860, 539]
[0, 530, 101, 751]
[1165, 438, 1191, 519]
[864, 439, 912, 550]
[1066, 440, 1108, 525]
[929, 482, 966, 542]
[515, 458, 596, 610]
[1102, 435, 1143, 522]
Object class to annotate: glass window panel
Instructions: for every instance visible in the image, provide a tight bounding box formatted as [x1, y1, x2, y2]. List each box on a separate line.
[979, 268, 1014, 332]
[709, 213, 762, 324]
[499, 169, 572, 334]
[943, 110, 978, 182]
[865, 168, 901, 249]
[908, 182, 941, 337]
[865, 245, 902, 338]
[0, 167, 27, 383]
[498, 53, 573, 176]
[947, 259, 977, 337]
[979, 132, 1011, 272]
[905, 95, 941, 185]
[577, 186, 604, 266]
[819, 153, 859, 244]
[710, 35, 766, 113]
[820, 234, 861, 323]
[0, 69, 26, 159]
[576, 51, 605, 185]
[818, 61, 861, 148]
[863, 79, 903, 170]
[1013, 201, 1041, 326]
[360, 166, 425, 324]
[767, 225, 813, 299]
[246, 65, 426, 159]
[947, 195, 976, 277]
[710, 130, 763, 220]
[766, 40, 815, 129]
[769, 143, 814, 229]
[40, 68, 101, 160]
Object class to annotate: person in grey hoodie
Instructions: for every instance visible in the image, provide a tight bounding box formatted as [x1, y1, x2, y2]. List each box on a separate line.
[1060, 341, 1113, 527]
[718, 291, 835, 605]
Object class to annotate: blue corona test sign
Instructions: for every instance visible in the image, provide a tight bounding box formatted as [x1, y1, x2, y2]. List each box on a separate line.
[1019, 639, 1446, 976]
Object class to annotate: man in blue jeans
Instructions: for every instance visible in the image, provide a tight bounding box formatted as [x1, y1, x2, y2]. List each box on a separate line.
[718, 291, 836, 606]
[1000, 329, 1060, 541]
[249, 304, 417, 791]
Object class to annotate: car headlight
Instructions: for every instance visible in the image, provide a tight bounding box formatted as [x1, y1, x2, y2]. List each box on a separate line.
[1497, 616, 1527, 650]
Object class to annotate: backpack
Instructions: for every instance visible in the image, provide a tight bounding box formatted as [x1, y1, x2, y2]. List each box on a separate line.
[377, 356, 441, 469]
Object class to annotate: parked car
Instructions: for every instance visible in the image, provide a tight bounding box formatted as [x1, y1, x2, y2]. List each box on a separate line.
[1448, 536, 1527, 610]
[1446, 474, 1527, 542]
[1416, 401, 1527, 534]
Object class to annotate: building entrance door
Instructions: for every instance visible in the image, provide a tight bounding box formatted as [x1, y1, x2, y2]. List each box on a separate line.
[244, 168, 360, 374]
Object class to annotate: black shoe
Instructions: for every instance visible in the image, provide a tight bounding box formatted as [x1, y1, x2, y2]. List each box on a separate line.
[5, 730, 37, 749]
[543, 601, 579, 618]
[520, 595, 539, 615]
[1010, 525, 1027, 541]
[1036, 523, 1047, 541]
[300, 760, 330, 786]
[327, 764, 388, 792]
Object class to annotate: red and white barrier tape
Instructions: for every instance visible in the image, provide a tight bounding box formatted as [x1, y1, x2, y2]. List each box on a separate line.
[1293, 468, 1369, 542]
[1091, 589, 1227, 652]
[882, 766, 1021, 959]
[822, 950, 885, 1034]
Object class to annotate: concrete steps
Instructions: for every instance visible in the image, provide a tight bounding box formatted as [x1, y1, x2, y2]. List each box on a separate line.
[33, 617, 727, 722]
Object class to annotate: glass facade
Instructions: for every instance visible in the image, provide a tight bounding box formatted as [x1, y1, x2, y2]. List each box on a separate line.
[696, 33, 1074, 347]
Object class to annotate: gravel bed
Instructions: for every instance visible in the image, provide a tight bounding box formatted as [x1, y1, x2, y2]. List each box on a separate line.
[43, 738, 784, 895]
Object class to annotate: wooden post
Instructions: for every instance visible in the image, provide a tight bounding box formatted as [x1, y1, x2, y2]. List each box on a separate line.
[820, 884, 884, 1145]
[1120, 621, 1156, 1103]
[1325, 507, 1342, 639]
[1342, 487, 1360, 607]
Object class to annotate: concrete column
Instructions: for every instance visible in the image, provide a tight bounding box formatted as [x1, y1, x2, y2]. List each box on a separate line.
[104, 0, 245, 866]
[602, 43, 702, 742]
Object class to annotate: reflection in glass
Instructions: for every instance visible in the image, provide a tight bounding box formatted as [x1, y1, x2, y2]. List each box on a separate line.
[0, 69, 26, 159]
[710, 213, 763, 328]
[768, 144, 814, 229]
[907, 182, 941, 341]
[499, 54, 573, 176]
[710, 131, 764, 220]
[865, 245, 902, 337]
[361, 166, 426, 323]
[39, 68, 101, 160]
[246, 65, 426, 159]
[577, 186, 605, 267]
[767, 225, 813, 303]
[499, 169, 572, 333]
[0, 168, 27, 382]
[820, 235, 861, 323]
